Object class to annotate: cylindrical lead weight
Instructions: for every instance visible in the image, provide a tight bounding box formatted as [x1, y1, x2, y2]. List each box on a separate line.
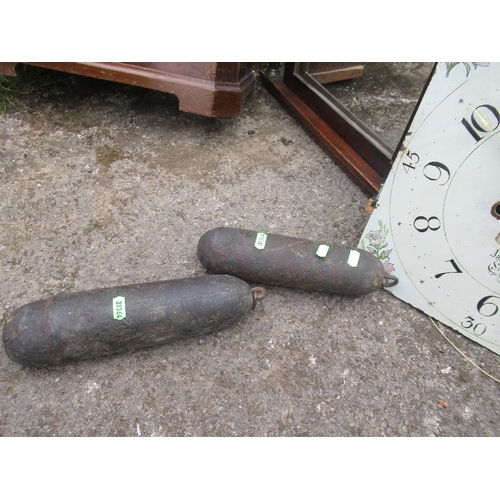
[198, 227, 396, 296]
[3, 274, 258, 367]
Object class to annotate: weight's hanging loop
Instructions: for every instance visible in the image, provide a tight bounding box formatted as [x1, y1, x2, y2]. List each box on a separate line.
[381, 274, 399, 288]
[251, 287, 267, 309]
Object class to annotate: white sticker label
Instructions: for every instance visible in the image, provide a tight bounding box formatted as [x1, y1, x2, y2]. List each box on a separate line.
[255, 232, 267, 250]
[347, 250, 361, 268]
[113, 296, 126, 320]
[316, 244, 330, 258]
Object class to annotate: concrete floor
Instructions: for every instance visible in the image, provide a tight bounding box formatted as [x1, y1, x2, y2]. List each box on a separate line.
[1, 65, 499, 436]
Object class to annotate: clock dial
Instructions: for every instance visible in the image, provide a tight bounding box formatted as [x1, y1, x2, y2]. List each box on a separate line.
[360, 62, 500, 355]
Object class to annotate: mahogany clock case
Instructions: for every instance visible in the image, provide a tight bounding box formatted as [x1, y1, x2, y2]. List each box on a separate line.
[0, 62, 256, 118]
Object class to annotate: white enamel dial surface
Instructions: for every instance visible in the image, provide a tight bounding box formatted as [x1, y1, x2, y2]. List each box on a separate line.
[360, 62, 500, 355]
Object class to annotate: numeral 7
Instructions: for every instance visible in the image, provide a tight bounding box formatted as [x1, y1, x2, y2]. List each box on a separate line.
[435, 259, 463, 279]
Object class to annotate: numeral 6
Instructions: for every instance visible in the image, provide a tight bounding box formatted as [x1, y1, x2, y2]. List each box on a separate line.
[477, 295, 500, 317]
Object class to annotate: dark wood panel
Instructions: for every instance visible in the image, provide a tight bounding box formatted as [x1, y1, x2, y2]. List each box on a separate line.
[123, 62, 219, 81]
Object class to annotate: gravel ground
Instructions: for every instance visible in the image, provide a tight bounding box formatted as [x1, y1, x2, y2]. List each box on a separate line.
[1, 66, 499, 437]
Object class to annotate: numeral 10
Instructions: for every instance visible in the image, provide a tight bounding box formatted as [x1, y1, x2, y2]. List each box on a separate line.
[462, 104, 500, 142]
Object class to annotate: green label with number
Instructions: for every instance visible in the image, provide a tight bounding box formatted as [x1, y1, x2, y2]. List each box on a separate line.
[113, 296, 126, 320]
[255, 232, 268, 250]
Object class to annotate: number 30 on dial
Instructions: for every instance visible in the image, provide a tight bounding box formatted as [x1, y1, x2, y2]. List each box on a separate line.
[360, 62, 500, 355]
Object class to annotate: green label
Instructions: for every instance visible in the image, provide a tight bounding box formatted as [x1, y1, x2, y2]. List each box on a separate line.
[255, 232, 267, 250]
[316, 244, 330, 258]
[113, 296, 126, 320]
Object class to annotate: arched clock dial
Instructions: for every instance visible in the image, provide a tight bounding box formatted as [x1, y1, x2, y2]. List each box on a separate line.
[360, 62, 500, 355]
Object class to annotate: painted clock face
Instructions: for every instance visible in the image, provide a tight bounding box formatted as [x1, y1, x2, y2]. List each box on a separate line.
[360, 62, 500, 355]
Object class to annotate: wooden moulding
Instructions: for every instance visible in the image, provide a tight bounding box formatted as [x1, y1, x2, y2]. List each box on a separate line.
[2, 62, 256, 118]
[305, 62, 365, 85]
[261, 71, 382, 197]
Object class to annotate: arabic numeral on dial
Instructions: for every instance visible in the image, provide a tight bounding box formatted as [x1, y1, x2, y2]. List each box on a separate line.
[434, 259, 463, 279]
[423, 161, 451, 185]
[402, 154, 451, 185]
[477, 295, 500, 317]
[413, 215, 441, 233]
[461, 316, 487, 336]
[461, 104, 500, 142]
[464, 296, 500, 335]
[403, 151, 420, 173]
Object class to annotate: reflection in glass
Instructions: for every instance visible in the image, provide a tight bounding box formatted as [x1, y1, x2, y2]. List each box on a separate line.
[318, 62, 435, 151]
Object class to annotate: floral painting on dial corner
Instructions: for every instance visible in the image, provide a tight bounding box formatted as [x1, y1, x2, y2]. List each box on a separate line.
[361, 220, 395, 275]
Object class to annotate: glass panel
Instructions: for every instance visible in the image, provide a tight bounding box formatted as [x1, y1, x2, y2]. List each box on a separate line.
[302, 62, 435, 152]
